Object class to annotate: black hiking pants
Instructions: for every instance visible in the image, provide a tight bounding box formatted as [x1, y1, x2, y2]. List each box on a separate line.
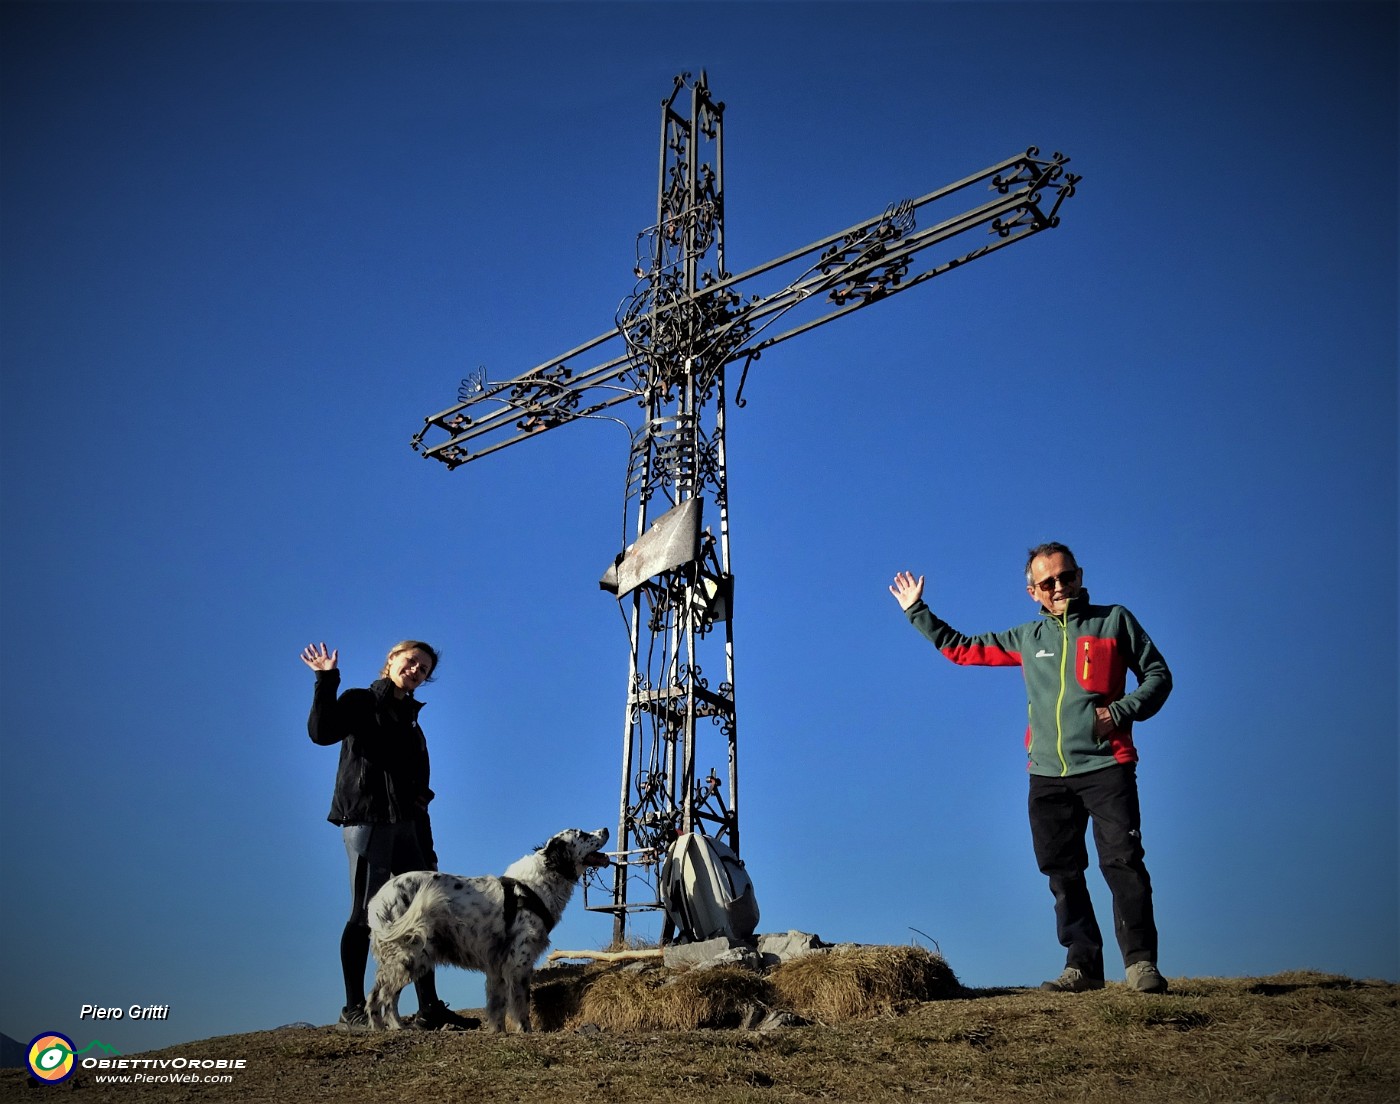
[1028, 762, 1158, 980]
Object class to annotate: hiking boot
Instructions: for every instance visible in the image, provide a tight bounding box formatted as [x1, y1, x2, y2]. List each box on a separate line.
[1039, 966, 1105, 993]
[412, 1000, 480, 1031]
[335, 1004, 371, 1033]
[1126, 962, 1168, 994]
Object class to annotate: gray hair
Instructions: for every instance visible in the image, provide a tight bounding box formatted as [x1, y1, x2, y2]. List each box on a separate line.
[1025, 542, 1078, 585]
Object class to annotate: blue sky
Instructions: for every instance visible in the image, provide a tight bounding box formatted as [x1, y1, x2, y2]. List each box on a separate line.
[2, 0, 1395, 1057]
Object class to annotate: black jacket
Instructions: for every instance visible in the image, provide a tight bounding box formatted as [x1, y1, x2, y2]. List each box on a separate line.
[308, 671, 436, 840]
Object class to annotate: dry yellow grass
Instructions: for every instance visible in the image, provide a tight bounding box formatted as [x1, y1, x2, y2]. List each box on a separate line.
[533, 944, 959, 1031]
[572, 965, 775, 1031]
[769, 944, 961, 1022]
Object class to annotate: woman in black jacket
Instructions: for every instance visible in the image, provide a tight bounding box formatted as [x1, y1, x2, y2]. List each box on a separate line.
[302, 638, 475, 1031]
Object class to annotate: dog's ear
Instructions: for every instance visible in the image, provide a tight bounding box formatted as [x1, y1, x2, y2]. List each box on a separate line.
[543, 837, 576, 877]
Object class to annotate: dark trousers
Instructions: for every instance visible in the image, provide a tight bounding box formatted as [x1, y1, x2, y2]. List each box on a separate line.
[339, 823, 441, 1010]
[1028, 763, 1158, 978]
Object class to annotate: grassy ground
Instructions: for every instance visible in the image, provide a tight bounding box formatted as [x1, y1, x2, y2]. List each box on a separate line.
[4, 970, 1395, 1104]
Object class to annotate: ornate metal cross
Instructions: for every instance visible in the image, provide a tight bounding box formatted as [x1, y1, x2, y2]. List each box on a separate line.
[412, 72, 1078, 943]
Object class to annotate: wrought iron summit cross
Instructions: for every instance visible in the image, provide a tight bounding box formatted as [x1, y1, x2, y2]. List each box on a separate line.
[412, 73, 1078, 943]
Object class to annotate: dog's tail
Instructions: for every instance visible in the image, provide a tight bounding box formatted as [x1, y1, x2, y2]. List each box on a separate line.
[370, 877, 449, 948]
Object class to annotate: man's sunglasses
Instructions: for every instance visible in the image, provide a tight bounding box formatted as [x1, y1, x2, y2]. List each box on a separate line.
[1031, 569, 1081, 594]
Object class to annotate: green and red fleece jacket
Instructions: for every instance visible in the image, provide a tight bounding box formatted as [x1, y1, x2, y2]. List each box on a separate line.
[905, 591, 1172, 778]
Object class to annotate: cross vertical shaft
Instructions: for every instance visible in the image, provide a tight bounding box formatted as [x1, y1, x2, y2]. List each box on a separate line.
[602, 73, 743, 941]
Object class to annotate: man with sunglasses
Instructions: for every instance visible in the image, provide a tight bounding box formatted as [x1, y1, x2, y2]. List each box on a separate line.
[889, 542, 1172, 994]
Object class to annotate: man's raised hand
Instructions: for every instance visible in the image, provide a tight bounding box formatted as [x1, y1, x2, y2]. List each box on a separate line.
[888, 571, 925, 611]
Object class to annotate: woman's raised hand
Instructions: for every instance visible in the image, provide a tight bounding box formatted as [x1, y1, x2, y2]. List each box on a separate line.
[300, 642, 339, 671]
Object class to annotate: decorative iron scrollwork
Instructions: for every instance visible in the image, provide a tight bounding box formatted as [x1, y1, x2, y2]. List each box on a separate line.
[817, 199, 918, 306]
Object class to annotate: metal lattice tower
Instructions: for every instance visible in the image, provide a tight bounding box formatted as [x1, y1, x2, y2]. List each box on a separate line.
[412, 72, 1078, 943]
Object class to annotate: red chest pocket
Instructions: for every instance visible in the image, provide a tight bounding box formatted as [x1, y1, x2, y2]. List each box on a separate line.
[1075, 636, 1124, 697]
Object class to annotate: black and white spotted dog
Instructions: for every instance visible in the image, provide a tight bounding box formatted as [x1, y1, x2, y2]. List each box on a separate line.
[365, 827, 610, 1031]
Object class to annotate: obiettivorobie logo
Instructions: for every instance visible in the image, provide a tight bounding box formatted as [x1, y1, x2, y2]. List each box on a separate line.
[26, 1032, 248, 1085]
[26, 1033, 120, 1083]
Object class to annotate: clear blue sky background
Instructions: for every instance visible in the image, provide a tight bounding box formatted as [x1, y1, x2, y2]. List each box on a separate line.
[2, 1, 1395, 1057]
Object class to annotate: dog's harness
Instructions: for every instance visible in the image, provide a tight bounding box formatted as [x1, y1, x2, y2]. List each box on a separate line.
[499, 877, 556, 934]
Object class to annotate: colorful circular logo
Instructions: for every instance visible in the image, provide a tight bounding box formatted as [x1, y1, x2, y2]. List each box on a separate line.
[27, 1032, 76, 1083]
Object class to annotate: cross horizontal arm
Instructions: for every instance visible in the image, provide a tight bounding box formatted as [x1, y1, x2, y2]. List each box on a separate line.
[412, 148, 1076, 470]
[411, 333, 640, 469]
[690, 148, 1078, 381]
[707, 148, 1056, 299]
